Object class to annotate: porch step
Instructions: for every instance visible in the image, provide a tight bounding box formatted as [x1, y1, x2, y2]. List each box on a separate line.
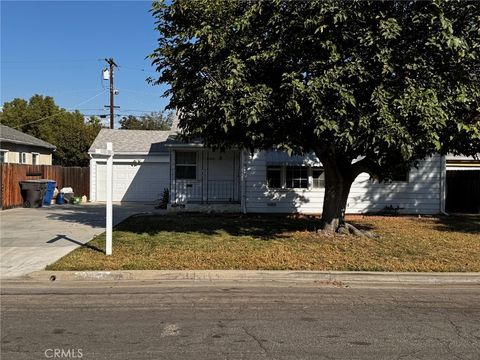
[167, 203, 241, 213]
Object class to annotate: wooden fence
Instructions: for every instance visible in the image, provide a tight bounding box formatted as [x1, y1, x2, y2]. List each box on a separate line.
[0, 164, 89, 210]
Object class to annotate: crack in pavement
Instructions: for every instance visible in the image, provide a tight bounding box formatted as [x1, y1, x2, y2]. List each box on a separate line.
[241, 326, 268, 354]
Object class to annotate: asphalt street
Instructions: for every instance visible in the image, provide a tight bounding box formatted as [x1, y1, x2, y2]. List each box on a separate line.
[1, 280, 479, 360]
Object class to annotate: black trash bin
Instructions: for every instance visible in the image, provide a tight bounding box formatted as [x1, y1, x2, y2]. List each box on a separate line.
[19, 180, 48, 208]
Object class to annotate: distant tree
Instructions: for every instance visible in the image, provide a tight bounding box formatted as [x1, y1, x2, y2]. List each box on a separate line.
[119, 111, 172, 130]
[150, 0, 480, 234]
[119, 115, 144, 130]
[0, 95, 102, 166]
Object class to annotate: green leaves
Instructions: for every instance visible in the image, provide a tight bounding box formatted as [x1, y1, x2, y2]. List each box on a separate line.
[150, 0, 480, 173]
[379, 18, 401, 40]
[0, 95, 102, 166]
[119, 112, 172, 130]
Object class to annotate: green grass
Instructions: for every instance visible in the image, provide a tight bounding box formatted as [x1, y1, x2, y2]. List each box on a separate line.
[46, 214, 480, 272]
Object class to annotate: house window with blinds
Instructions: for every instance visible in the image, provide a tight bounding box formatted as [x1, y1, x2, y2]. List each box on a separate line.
[19, 152, 27, 164]
[266, 166, 282, 188]
[285, 166, 308, 189]
[0, 150, 7, 164]
[175, 152, 197, 179]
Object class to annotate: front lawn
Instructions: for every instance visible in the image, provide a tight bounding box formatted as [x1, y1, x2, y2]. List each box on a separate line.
[47, 214, 480, 272]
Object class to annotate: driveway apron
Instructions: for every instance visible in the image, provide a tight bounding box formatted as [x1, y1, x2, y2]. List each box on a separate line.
[0, 203, 158, 278]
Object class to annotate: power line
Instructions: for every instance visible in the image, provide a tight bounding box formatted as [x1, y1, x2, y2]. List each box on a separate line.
[13, 90, 107, 129]
[2, 59, 103, 63]
[120, 109, 159, 113]
[116, 88, 163, 96]
[31, 88, 105, 94]
[118, 65, 146, 72]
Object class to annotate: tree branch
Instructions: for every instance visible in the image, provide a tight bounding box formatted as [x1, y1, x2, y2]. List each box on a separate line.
[351, 157, 378, 178]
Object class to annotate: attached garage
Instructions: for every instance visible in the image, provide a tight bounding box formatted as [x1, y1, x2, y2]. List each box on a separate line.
[89, 129, 172, 203]
[445, 156, 480, 214]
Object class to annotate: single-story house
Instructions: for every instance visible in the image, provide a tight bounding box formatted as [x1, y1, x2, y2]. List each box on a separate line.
[0, 125, 56, 165]
[89, 129, 480, 214]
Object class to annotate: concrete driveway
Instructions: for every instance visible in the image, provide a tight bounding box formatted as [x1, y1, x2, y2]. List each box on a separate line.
[0, 203, 163, 279]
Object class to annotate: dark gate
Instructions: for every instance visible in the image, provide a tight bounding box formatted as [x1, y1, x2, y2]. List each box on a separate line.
[446, 170, 480, 213]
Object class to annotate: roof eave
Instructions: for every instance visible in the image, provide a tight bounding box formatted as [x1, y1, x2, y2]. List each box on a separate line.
[164, 143, 204, 148]
[89, 150, 169, 156]
[0, 138, 56, 150]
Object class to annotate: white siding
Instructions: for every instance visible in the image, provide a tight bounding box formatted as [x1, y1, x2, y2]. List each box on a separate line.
[90, 157, 97, 202]
[244, 151, 442, 215]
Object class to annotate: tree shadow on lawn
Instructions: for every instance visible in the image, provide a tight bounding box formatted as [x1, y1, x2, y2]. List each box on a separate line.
[432, 214, 480, 234]
[114, 213, 375, 240]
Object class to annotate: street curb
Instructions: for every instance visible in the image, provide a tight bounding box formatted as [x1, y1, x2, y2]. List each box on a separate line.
[18, 270, 480, 285]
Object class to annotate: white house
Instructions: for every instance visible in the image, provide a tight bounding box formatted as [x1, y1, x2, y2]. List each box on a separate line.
[89, 129, 480, 214]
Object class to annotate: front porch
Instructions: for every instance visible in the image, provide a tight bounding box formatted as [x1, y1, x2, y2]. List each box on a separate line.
[169, 148, 242, 206]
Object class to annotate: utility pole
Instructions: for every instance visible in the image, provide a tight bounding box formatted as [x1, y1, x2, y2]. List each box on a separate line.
[104, 58, 118, 129]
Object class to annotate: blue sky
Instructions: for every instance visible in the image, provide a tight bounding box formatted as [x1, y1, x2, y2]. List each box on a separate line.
[1, 0, 170, 126]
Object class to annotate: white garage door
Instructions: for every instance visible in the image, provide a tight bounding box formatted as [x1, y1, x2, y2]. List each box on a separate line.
[96, 162, 170, 202]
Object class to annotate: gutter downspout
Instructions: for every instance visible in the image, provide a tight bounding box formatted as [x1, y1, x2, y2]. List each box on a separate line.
[241, 150, 247, 214]
[89, 153, 95, 203]
[440, 155, 448, 216]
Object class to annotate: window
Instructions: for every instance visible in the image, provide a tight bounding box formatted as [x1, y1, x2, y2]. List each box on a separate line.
[175, 151, 197, 179]
[312, 167, 325, 188]
[32, 153, 39, 165]
[19, 152, 27, 164]
[0, 150, 7, 164]
[266, 166, 282, 188]
[286, 166, 308, 188]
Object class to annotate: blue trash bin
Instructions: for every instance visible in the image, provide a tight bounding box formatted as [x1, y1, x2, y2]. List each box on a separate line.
[56, 192, 65, 205]
[42, 180, 57, 206]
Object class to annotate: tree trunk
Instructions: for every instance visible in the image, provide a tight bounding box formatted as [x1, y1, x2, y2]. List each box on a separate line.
[318, 157, 355, 233]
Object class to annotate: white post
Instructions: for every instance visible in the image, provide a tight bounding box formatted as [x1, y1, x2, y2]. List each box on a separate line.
[106, 142, 113, 256]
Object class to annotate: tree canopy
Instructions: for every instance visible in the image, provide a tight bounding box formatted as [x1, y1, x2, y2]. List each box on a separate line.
[150, 0, 480, 232]
[119, 111, 174, 130]
[0, 95, 102, 167]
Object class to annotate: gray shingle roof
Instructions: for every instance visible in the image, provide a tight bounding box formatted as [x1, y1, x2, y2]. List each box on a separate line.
[0, 125, 56, 150]
[164, 133, 203, 147]
[89, 129, 173, 154]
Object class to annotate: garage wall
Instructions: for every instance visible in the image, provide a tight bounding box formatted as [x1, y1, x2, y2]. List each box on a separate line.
[90, 154, 170, 202]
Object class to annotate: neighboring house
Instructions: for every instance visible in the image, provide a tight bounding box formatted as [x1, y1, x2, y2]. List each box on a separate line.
[89, 130, 480, 214]
[0, 125, 56, 165]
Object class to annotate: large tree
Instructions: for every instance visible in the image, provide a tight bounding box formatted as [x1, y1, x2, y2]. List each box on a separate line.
[150, 0, 480, 233]
[0, 95, 102, 167]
